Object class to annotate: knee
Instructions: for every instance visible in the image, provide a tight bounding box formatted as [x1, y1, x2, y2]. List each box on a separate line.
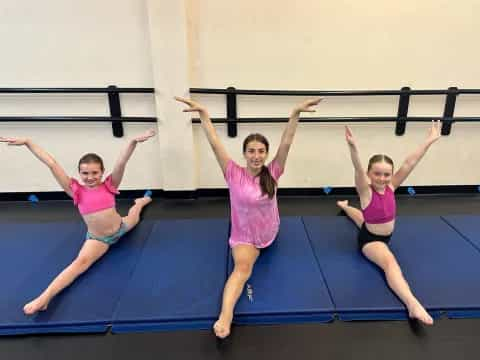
[72, 255, 93, 272]
[383, 258, 402, 277]
[233, 263, 253, 281]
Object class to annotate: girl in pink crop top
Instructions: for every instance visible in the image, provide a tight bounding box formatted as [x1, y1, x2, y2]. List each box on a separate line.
[70, 174, 119, 215]
[0, 129, 155, 316]
[361, 184, 396, 224]
[336, 122, 441, 326]
[176, 96, 325, 339]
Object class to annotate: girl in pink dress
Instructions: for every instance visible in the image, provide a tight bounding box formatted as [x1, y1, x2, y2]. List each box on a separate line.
[176, 96, 323, 338]
[337, 122, 441, 325]
[0, 129, 155, 315]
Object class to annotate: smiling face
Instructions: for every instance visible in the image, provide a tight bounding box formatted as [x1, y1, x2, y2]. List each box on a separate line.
[78, 162, 104, 188]
[367, 154, 394, 191]
[367, 161, 393, 191]
[243, 140, 268, 173]
[77, 153, 105, 188]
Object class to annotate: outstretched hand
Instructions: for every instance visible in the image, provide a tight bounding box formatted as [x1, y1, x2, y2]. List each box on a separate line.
[134, 128, 156, 143]
[344, 126, 356, 147]
[293, 98, 324, 114]
[426, 120, 441, 145]
[174, 96, 207, 113]
[0, 137, 29, 146]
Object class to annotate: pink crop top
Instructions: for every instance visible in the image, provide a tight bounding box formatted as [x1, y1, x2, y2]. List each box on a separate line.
[361, 185, 396, 224]
[70, 175, 119, 215]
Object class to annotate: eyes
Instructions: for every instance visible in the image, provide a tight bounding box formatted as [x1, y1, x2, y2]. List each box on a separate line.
[372, 171, 391, 177]
[247, 148, 266, 155]
[80, 171, 100, 177]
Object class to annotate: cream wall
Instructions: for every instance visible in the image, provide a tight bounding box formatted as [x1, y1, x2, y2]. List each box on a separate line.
[0, 0, 479, 193]
[0, 0, 161, 192]
[188, 0, 480, 187]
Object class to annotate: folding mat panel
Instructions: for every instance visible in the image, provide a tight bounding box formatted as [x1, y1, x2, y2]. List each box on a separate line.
[303, 216, 480, 320]
[112, 218, 230, 333]
[0, 220, 153, 335]
[440, 215, 480, 318]
[227, 216, 334, 325]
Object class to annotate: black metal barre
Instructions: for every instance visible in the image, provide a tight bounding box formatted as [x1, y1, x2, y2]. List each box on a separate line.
[0, 85, 157, 137]
[193, 116, 480, 123]
[190, 87, 480, 96]
[0, 87, 154, 94]
[190, 86, 480, 137]
[0, 116, 157, 122]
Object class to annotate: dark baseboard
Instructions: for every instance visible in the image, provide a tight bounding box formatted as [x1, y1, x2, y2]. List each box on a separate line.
[0, 185, 479, 202]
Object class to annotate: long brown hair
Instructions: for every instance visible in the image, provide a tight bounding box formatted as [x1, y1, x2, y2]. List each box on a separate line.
[367, 154, 394, 172]
[243, 133, 277, 199]
[78, 153, 105, 172]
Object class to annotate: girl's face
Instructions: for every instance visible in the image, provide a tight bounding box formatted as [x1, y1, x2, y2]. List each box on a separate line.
[243, 140, 268, 172]
[367, 161, 393, 190]
[79, 162, 104, 188]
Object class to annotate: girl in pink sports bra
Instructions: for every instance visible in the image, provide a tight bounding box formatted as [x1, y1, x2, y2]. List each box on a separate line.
[0, 129, 155, 315]
[336, 122, 441, 326]
[176, 95, 324, 339]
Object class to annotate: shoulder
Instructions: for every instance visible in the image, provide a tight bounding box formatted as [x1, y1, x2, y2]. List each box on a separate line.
[267, 159, 284, 180]
[103, 174, 120, 194]
[225, 159, 244, 181]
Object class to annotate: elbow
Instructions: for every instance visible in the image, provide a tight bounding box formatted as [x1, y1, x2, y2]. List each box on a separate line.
[46, 158, 58, 169]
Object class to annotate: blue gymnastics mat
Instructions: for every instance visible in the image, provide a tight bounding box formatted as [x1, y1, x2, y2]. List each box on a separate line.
[440, 215, 480, 318]
[441, 215, 480, 252]
[112, 218, 230, 333]
[227, 217, 334, 325]
[304, 216, 480, 320]
[0, 220, 153, 335]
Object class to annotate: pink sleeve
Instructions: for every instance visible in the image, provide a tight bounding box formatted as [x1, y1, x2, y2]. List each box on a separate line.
[103, 175, 120, 195]
[224, 159, 242, 184]
[69, 178, 81, 205]
[268, 159, 284, 181]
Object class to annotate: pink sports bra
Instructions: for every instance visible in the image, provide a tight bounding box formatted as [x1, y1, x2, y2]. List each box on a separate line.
[361, 185, 396, 224]
[70, 175, 119, 215]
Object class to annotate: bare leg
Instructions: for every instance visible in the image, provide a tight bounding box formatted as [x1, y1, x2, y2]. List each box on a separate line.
[213, 244, 260, 338]
[336, 200, 364, 228]
[362, 242, 433, 325]
[121, 195, 152, 231]
[23, 239, 109, 315]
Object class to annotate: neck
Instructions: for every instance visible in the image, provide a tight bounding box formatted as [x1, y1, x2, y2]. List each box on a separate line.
[246, 166, 262, 177]
[372, 184, 388, 193]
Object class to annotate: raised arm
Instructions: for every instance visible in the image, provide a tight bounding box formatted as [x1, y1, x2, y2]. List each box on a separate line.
[391, 120, 441, 189]
[344, 126, 370, 199]
[273, 98, 323, 170]
[110, 128, 156, 188]
[175, 96, 230, 174]
[0, 137, 73, 197]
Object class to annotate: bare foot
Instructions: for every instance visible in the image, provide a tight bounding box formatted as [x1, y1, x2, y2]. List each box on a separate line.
[23, 296, 49, 316]
[336, 200, 349, 210]
[213, 312, 233, 339]
[134, 196, 152, 206]
[408, 302, 434, 325]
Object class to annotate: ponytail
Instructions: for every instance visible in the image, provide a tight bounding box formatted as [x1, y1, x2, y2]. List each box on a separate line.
[259, 165, 277, 199]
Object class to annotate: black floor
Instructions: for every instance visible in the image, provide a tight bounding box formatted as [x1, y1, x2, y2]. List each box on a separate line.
[1, 194, 480, 360]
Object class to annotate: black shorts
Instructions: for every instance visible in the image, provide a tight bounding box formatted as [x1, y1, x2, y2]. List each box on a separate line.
[358, 222, 392, 249]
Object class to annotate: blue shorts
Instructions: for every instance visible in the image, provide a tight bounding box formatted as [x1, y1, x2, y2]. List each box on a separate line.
[86, 222, 128, 245]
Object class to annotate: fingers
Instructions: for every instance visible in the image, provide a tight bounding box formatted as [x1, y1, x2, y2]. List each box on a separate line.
[0, 137, 15, 144]
[174, 96, 190, 104]
[309, 97, 324, 105]
[302, 97, 324, 111]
